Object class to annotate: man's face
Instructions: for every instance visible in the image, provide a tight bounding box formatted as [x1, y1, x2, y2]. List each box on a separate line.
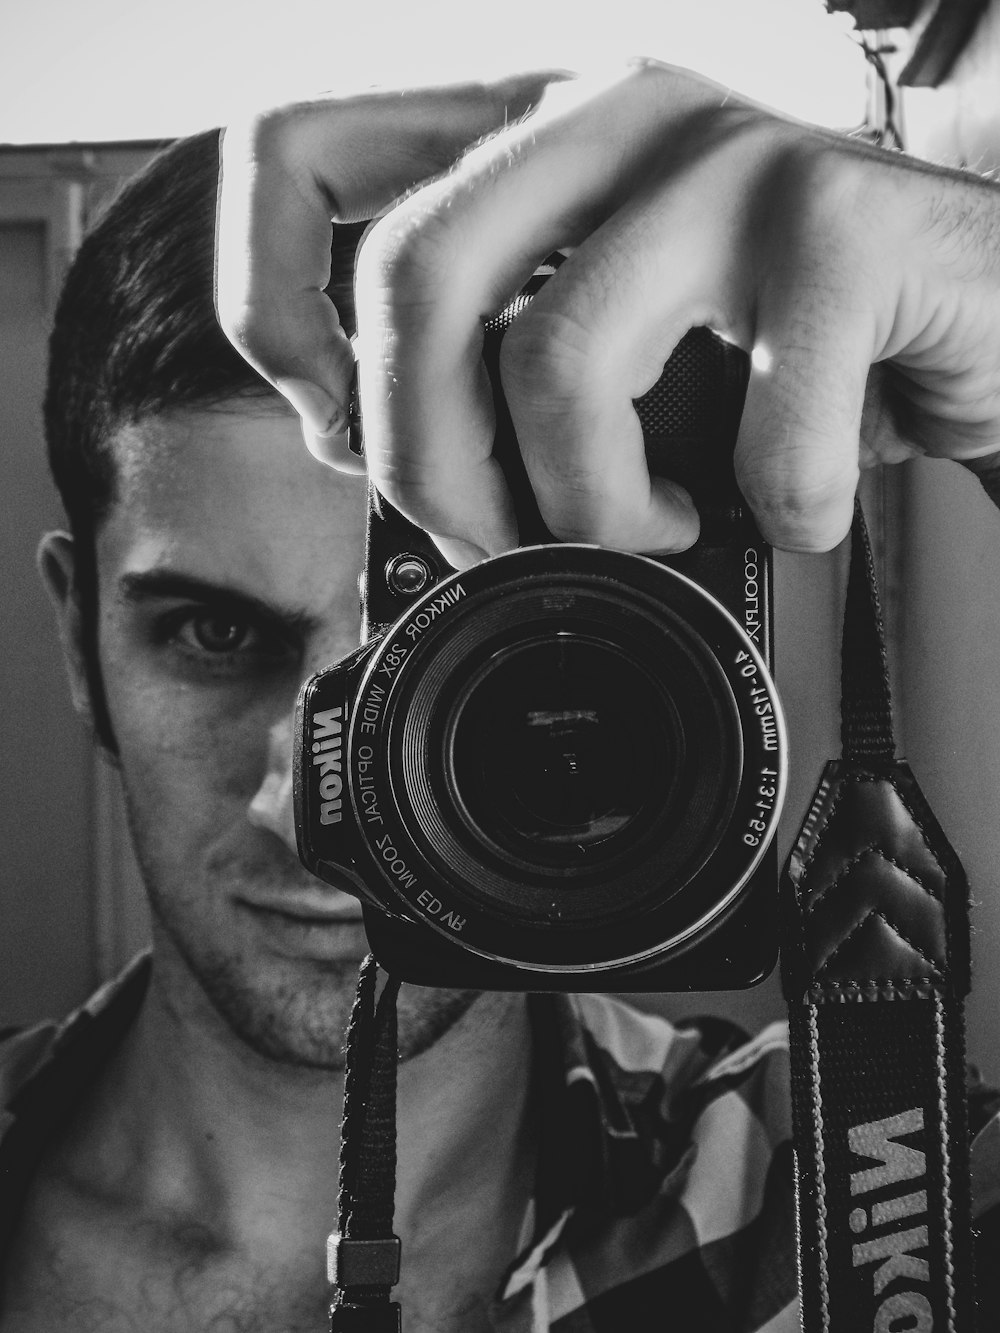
[58, 400, 473, 1068]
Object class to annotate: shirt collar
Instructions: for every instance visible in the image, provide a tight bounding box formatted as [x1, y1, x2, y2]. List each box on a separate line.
[0, 953, 152, 1297]
[0, 950, 151, 1134]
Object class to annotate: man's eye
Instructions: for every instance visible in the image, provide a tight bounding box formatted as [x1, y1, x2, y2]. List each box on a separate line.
[180, 612, 255, 654]
[151, 603, 298, 677]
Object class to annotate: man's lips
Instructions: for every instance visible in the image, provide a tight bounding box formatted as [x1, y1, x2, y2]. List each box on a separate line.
[236, 889, 365, 924]
[236, 890, 368, 963]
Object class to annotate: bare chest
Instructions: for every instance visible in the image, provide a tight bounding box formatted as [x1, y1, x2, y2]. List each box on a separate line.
[0, 1195, 329, 1333]
[2, 1248, 499, 1333]
[1, 1198, 500, 1333]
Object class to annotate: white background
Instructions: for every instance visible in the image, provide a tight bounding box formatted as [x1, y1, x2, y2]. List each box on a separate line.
[0, 0, 868, 144]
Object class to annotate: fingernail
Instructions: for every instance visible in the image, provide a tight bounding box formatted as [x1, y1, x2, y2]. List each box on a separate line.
[276, 377, 347, 438]
[305, 429, 368, 476]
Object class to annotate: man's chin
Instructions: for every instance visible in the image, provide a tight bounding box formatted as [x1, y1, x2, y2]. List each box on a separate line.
[208, 957, 482, 1073]
[205, 952, 368, 1071]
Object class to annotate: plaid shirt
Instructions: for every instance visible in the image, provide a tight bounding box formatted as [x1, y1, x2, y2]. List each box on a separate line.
[1, 957, 997, 1330]
[497, 992, 799, 1332]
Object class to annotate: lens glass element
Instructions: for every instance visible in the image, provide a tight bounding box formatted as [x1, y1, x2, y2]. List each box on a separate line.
[450, 635, 682, 867]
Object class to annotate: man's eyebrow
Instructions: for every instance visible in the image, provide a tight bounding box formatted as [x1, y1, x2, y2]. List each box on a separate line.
[116, 570, 319, 635]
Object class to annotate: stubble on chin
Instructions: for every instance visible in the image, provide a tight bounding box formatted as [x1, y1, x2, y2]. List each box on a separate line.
[147, 897, 481, 1073]
[201, 950, 481, 1073]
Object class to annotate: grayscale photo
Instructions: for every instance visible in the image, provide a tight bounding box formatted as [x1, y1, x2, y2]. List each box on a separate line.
[1, 1, 998, 1329]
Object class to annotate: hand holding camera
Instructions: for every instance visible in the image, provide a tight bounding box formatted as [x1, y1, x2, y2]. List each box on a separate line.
[219, 60, 1000, 563]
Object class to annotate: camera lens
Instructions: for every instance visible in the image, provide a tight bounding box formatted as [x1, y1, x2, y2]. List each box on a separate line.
[449, 635, 683, 866]
[351, 544, 784, 972]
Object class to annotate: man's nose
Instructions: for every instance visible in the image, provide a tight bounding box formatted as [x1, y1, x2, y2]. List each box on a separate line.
[247, 712, 297, 853]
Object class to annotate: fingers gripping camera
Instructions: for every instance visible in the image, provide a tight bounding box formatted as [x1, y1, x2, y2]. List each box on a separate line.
[293, 321, 788, 992]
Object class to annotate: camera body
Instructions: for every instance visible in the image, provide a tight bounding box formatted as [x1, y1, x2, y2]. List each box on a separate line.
[294, 316, 787, 992]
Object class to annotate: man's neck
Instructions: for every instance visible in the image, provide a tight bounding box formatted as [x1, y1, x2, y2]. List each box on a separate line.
[56, 958, 536, 1291]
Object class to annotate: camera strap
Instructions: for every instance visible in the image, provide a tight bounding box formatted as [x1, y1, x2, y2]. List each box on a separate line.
[328, 954, 403, 1333]
[781, 500, 975, 1330]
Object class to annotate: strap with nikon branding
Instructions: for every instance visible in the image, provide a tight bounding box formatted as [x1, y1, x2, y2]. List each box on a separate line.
[781, 502, 975, 1331]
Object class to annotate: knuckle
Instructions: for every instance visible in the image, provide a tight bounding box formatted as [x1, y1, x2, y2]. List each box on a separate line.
[357, 201, 461, 321]
[214, 291, 301, 379]
[737, 452, 858, 552]
[213, 271, 273, 365]
[617, 56, 693, 106]
[500, 306, 607, 415]
[768, 139, 878, 256]
[242, 101, 314, 163]
[499, 306, 622, 548]
[227, 99, 354, 219]
[617, 56, 669, 98]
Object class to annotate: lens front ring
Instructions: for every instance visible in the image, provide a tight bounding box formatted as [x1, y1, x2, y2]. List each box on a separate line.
[347, 544, 786, 973]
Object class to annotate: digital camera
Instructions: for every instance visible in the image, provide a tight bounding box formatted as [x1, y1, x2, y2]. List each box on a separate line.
[294, 292, 787, 992]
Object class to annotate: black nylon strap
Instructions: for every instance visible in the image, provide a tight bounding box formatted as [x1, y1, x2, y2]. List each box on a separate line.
[329, 955, 403, 1333]
[840, 505, 894, 763]
[782, 503, 974, 1330]
[789, 993, 972, 1331]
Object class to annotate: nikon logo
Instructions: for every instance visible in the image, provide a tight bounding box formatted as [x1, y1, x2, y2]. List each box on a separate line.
[311, 707, 344, 826]
[849, 1108, 931, 1330]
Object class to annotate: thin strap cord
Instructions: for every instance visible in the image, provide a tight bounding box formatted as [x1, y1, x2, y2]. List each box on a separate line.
[331, 954, 403, 1329]
[841, 501, 895, 762]
[338, 954, 380, 1231]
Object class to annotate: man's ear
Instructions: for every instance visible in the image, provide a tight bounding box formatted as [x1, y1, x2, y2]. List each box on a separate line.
[37, 530, 97, 729]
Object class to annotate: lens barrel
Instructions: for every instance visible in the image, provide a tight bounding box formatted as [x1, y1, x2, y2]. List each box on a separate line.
[343, 544, 785, 974]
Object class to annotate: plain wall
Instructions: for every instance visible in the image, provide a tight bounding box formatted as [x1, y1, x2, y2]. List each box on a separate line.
[0, 219, 96, 1020]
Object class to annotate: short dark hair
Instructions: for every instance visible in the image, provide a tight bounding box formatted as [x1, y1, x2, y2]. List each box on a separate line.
[44, 126, 362, 546]
[43, 126, 361, 748]
[45, 128, 270, 545]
